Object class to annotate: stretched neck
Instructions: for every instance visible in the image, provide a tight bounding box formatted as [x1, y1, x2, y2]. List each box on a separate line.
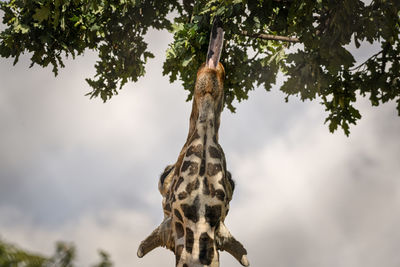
[186, 96, 221, 148]
[175, 97, 223, 267]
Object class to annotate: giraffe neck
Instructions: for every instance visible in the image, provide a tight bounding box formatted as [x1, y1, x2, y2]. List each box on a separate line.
[172, 107, 227, 267]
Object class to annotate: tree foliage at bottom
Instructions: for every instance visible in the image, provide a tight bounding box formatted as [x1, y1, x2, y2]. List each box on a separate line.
[0, 239, 113, 267]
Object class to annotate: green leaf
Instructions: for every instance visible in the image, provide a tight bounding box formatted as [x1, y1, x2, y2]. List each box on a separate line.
[182, 55, 194, 67]
[33, 6, 51, 23]
[15, 24, 30, 34]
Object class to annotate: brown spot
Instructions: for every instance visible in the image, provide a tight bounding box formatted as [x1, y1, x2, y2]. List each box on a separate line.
[209, 146, 222, 159]
[186, 178, 200, 195]
[207, 163, 222, 177]
[210, 183, 216, 198]
[181, 196, 199, 223]
[203, 177, 210, 195]
[174, 209, 183, 222]
[205, 204, 221, 227]
[192, 129, 200, 140]
[175, 222, 184, 239]
[199, 160, 206, 176]
[199, 134, 207, 176]
[178, 191, 188, 200]
[186, 144, 203, 158]
[175, 177, 184, 191]
[218, 178, 227, 192]
[199, 232, 214, 265]
[164, 203, 171, 212]
[215, 189, 225, 201]
[175, 244, 184, 263]
[185, 228, 194, 253]
[181, 161, 199, 176]
[181, 161, 191, 172]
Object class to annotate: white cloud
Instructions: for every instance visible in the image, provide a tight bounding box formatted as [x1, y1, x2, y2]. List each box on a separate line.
[223, 98, 400, 267]
[0, 29, 190, 225]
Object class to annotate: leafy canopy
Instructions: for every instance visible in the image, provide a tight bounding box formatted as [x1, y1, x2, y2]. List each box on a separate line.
[1, 0, 399, 135]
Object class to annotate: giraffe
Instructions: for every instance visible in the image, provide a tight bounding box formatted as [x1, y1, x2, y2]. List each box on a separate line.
[137, 18, 249, 267]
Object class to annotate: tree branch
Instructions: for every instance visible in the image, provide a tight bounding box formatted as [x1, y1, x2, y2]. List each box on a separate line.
[241, 31, 300, 43]
[349, 50, 383, 72]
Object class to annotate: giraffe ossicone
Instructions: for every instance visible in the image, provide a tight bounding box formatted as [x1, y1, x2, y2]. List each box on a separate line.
[138, 18, 249, 267]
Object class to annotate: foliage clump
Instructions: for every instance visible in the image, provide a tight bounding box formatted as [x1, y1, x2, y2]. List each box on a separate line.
[0, 239, 113, 267]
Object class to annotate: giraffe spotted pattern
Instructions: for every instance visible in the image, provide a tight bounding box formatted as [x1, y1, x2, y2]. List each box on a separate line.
[138, 23, 249, 266]
[157, 63, 242, 267]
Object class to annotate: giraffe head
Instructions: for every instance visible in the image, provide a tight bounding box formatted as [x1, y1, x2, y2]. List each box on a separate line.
[187, 62, 225, 144]
[194, 62, 225, 115]
[187, 16, 225, 142]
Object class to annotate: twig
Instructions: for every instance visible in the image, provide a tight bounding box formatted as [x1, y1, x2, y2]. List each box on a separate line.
[245, 51, 260, 63]
[241, 30, 300, 43]
[349, 50, 383, 72]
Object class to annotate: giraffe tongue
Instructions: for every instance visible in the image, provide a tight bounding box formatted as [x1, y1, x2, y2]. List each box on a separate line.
[206, 16, 224, 69]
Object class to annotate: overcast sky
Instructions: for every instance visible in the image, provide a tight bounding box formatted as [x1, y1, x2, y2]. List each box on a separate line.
[1, 21, 400, 267]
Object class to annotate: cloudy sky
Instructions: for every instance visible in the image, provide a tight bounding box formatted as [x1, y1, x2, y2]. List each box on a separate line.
[1, 18, 400, 267]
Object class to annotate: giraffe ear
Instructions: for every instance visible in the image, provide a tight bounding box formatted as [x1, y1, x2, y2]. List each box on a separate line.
[216, 222, 250, 266]
[158, 164, 175, 196]
[137, 217, 174, 258]
[206, 16, 224, 69]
